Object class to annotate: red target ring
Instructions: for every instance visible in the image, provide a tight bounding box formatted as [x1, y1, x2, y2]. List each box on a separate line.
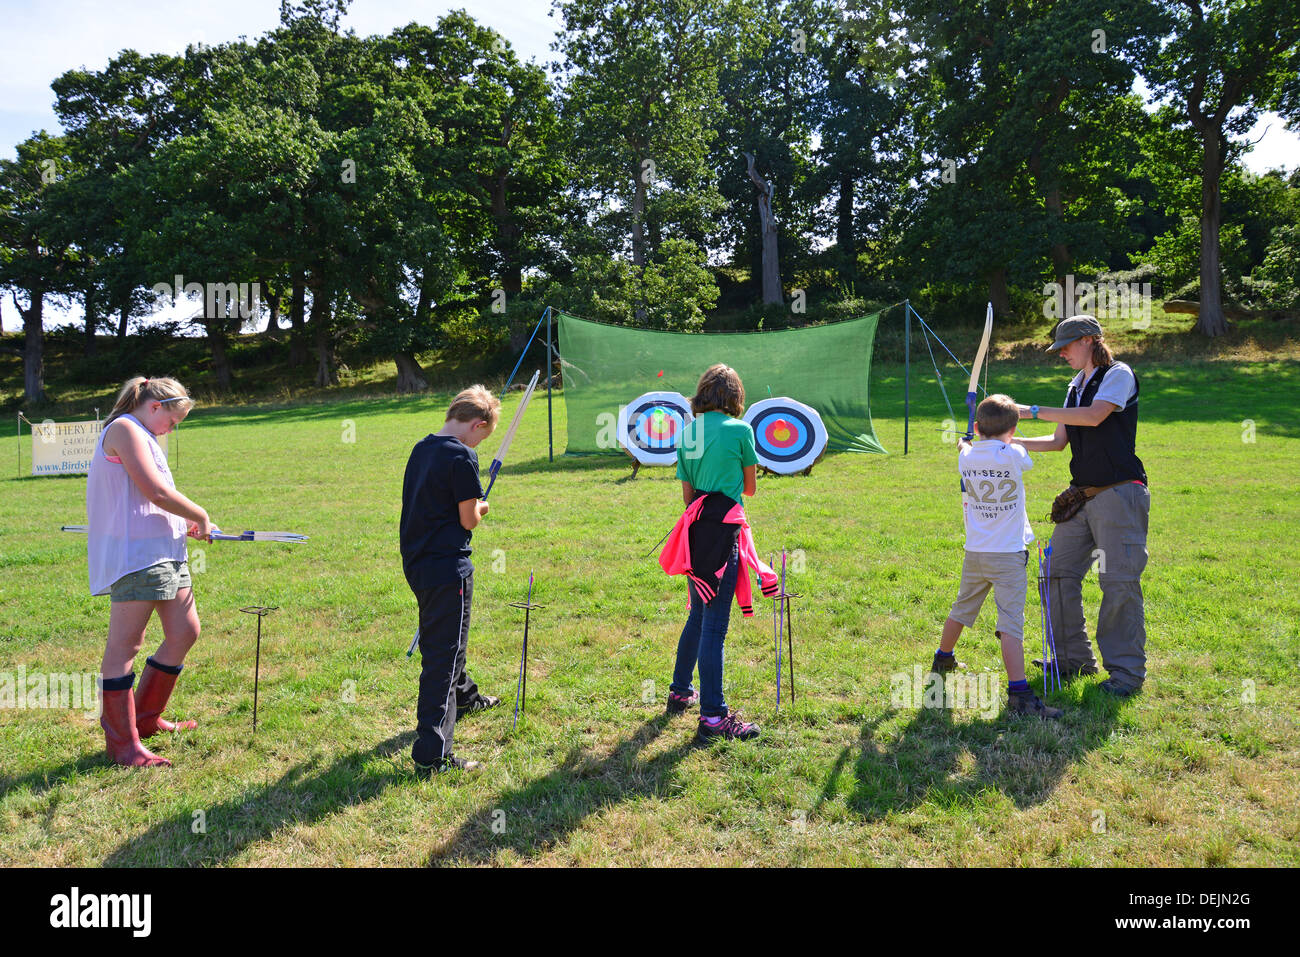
[744, 398, 827, 474]
[763, 417, 801, 449]
[617, 392, 693, 466]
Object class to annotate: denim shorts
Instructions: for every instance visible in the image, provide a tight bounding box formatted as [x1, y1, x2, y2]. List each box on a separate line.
[110, 560, 192, 602]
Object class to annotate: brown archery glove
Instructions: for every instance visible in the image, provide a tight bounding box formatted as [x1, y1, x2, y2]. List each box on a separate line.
[1050, 485, 1089, 523]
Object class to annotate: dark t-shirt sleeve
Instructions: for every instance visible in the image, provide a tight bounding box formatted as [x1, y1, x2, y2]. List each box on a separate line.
[400, 436, 481, 588]
[452, 449, 483, 502]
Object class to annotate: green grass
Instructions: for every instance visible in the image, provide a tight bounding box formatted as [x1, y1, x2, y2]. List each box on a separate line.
[1, 353, 1298, 866]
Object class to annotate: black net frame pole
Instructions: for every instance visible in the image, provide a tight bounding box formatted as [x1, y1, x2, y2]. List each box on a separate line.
[546, 306, 553, 463]
[904, 300, 911, 456]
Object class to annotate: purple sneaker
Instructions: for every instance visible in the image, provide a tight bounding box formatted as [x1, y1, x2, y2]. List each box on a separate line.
[666, 690, 699, 715]
[696, 711, 760, 742]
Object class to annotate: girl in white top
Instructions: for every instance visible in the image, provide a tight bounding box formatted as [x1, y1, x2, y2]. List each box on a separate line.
[88, 376, 214, 768]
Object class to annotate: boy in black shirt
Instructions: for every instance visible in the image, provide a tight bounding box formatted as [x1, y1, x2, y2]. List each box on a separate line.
[401, 385, 501, 775]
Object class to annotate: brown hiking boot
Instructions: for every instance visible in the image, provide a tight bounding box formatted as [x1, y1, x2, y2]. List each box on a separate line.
[1008, 690, 1063, 720]
[930, 652, 962, 674]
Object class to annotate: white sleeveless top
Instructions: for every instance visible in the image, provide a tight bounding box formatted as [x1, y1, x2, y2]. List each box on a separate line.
[86, 413, 188, 595]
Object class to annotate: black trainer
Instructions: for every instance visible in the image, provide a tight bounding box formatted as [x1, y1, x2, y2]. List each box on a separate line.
[1008, 691, 1063, 719]
[414, 754, 482, 779]
[696, 711, 760, 742]
[666, 690, 699, 715]
[457, 695, 500, 719]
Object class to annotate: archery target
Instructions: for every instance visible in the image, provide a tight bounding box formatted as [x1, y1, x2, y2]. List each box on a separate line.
[744, 397, 828, 474]
[617, 392, 694, 466]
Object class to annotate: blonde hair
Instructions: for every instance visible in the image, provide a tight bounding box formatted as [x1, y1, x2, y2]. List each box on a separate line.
[446, 385, 501, 426]
[691, 364, 746, 418]
[975, 393, 1019, 438]
[105, 376, 193, 426]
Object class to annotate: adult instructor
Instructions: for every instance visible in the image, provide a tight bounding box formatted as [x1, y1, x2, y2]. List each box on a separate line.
[1013, 315, 1149, 696]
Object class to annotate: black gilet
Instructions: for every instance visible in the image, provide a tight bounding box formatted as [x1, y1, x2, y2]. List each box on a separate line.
[1064, 364, 1147, 488]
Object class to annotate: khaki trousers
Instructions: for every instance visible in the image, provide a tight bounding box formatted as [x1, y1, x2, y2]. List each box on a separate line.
[1047, 481, 1150, 689]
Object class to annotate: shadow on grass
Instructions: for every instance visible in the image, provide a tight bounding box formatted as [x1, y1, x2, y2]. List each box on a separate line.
[427, 714, 695, 865]
[820, 679, 1126, 819]
[103, 731, 415, 866]
[0, 751, 119, 800]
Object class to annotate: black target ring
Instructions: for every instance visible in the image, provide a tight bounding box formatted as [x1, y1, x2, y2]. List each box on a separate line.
[743, 397, 828, 474]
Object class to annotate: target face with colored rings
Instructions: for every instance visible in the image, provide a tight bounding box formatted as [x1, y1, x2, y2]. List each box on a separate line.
[743, 397, 828, 474]
[617, 392, 694, 466]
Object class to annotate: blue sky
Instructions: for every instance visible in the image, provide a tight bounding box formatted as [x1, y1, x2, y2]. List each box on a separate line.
[2, 0, 1297, 332]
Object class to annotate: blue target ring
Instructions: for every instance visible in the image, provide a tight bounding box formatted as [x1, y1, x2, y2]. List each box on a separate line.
[752, 409, 814, 463]
[743, 398, 828, 474]
[633, 405, 686, 451]
[617, 392, 694, 466]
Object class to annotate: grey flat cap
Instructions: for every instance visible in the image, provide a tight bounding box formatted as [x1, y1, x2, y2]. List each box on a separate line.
[1047, 314, 1103, 351]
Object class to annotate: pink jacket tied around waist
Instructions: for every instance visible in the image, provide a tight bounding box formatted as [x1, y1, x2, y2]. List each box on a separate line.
[659, 495, 779, 616]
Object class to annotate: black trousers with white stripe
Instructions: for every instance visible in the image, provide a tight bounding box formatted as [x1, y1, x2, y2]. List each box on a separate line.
[411, 573, 477, 766]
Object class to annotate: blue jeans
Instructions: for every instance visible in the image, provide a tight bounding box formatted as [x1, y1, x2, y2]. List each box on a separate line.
[670, 543, 739, 718]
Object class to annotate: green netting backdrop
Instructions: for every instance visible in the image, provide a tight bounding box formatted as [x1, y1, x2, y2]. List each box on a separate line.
[556, 311, 886, 456]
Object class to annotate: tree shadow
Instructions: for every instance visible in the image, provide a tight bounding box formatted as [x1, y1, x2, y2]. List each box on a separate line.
[427, 715, 695, 865]
[819, 679, 1125, 820]
[103, 731, 415, 866]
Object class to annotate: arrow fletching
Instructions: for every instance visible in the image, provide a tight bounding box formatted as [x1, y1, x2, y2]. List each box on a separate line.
[210, 529, 308, 542]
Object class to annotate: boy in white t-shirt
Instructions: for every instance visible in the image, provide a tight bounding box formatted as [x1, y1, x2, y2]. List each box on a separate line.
[929, 394, 1062, 719]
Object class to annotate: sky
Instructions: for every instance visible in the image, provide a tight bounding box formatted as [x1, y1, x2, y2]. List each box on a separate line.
[1, 0, 1297, 332]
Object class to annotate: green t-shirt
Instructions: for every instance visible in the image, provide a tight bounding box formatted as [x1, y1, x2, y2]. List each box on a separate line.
[676, 411, 758, 503]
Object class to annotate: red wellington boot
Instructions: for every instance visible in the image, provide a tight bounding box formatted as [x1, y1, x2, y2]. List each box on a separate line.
[102, 684, 171, 768]
[135, 660, 197, 737]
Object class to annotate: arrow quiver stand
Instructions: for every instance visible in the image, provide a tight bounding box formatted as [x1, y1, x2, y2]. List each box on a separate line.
[509, 580, 544, 731]
[239, 605, 278, 733]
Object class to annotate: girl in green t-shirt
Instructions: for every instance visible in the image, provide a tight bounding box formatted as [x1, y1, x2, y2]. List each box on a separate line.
[667, 364, 761, 742]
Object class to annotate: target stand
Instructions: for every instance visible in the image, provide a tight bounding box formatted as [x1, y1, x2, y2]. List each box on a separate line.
[509, 574, 544, 731]
[770, 551, 800, 713]
[617, 392, 693, 477]
[239, 605, 278, 733]
[744, 398, 829, 477]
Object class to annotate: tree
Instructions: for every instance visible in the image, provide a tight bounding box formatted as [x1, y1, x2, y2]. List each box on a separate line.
[554, 0, 730, 320]
[706, 0, 826, 305]
[859, 0, 1161, 314]
[814, 3, 911, 286]
[0, 134, 77, 403]
[1144, 0, 1300, 336]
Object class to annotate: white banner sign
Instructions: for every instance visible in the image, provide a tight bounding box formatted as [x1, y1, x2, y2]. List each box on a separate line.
[30, 420, 167, 476]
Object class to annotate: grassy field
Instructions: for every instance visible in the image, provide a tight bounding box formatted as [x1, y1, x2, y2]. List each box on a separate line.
[2, 344, 1298, 866]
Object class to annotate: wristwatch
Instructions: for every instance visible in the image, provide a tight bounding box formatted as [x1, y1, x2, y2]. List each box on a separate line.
[1030, 405, 1040, 420]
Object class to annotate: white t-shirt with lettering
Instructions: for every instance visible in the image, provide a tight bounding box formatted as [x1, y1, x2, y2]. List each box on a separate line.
[959, 439, 1036, 553]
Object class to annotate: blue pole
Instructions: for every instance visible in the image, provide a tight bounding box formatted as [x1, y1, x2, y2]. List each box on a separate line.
[503, 307, 548, 395]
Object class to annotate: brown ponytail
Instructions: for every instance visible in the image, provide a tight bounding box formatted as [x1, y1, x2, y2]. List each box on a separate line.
[1090, 336, 1114, 368]
[104, 376, 194, 426]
